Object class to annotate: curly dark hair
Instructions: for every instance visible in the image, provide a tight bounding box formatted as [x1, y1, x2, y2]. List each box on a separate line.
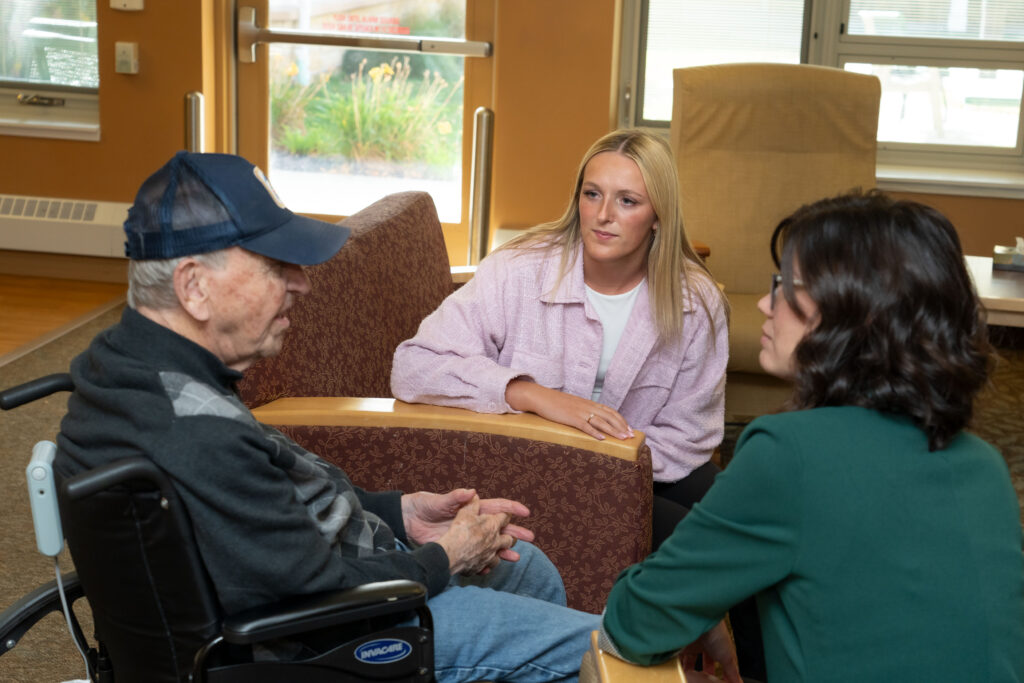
[770, 190, 992, 451]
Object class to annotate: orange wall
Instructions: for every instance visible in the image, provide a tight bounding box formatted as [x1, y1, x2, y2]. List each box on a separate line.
[891, 191, 1024, 257]
[488, 0, 619, 232]
[0, 0, 220, 204]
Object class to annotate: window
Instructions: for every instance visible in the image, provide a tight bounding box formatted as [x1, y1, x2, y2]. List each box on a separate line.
[626, 0, 806, 126]
[264, 0, 466, 222]
[619, 0, 1024, 197]
[0, 0, 99, 140]
[836, 1, 1024, 159]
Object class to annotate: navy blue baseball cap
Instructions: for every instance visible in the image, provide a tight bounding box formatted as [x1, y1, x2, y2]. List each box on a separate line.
[123, 151, 348, 265]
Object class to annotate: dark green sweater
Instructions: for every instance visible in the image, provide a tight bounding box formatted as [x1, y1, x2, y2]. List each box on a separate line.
[602, 406, 1024, 681]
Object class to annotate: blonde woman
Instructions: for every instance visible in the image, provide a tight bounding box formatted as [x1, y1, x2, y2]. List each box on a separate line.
[392, 129, 729, 540]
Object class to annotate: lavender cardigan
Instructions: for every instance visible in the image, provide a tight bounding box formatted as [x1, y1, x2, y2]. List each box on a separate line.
[391, 244, 728, 482]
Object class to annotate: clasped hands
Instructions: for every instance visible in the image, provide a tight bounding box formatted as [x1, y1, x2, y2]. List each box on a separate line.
[401, 488, 534, 576]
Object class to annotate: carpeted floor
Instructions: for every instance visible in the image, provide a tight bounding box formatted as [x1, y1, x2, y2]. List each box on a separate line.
[976, 328, 1024, 517]
[1, 308, 1022, 682]
[0, 306, 120, 683]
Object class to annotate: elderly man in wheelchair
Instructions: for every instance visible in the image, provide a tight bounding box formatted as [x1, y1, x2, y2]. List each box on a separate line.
[1, 151, 605, 683]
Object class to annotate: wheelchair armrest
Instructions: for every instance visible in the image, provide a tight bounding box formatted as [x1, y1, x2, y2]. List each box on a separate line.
[0, 572, 84, 655]
[221, 579, 427, 644]
[62, 456, 177, 501]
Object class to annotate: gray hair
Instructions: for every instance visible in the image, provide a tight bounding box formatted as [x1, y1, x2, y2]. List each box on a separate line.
[127, 249, 228, 310]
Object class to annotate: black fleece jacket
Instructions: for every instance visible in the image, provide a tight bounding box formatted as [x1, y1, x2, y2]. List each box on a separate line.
[55, 307, 450, 613]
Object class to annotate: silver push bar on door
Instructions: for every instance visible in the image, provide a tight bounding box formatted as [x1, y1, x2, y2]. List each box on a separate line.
[236, 6, 492, 63]
[468, 106, 494, 265]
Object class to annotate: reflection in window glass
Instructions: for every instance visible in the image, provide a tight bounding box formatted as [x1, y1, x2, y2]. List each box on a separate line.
[267, 0, 464, 222]
[847, 63, 1023, 148]
[0, 0, 98, 89]
[848, 1, 1024, 42]
[641, 0, 803, 122]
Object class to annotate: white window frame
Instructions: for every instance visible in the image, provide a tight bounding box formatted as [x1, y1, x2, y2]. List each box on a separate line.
[0, 85, 99, 141]
[0, 6, 100, 141]
[619, 0, 1024, 199]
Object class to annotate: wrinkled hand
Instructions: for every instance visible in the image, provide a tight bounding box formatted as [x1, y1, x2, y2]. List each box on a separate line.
[433, 497, 524, 575]
[402, 489, 533, 565]
[679, 621, 742, 683]
[505, 379, 634, 441]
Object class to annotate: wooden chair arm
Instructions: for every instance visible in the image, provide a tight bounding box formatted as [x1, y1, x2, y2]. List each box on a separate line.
[254, 397, 653, 613]
[252, 397, 645, 461]
[580, 631, 686, 683]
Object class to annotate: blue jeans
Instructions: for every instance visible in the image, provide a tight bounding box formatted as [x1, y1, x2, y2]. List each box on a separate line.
[401, 540, 600, 683]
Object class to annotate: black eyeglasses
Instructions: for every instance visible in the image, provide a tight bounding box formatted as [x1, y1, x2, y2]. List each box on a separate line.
[770, 273, 804, 309]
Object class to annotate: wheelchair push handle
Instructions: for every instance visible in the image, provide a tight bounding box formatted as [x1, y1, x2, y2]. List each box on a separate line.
[0, 373, 73, 410]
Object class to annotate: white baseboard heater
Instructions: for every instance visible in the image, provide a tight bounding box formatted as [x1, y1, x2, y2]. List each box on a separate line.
[0, 194, 130, 258]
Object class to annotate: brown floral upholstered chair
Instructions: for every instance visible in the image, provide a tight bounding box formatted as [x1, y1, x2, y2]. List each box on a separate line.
[238, 191, 455, 405]
[252, 398, 653, 614]
[241, 191, 654, 614]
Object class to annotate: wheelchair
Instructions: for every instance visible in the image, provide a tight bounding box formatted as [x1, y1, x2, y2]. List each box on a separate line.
[0, 374, 435, 683]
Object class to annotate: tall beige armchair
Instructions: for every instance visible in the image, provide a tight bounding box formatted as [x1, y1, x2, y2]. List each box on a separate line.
[670, 63, 880, 421]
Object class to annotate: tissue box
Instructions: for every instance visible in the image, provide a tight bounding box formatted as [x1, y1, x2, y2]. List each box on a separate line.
[993, 244, 1024, 272]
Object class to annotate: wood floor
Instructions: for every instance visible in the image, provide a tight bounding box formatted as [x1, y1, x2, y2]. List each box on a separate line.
[0, 274, 126, 363]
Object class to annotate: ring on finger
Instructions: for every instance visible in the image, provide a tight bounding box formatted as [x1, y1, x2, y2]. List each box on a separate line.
[586, 412, 595, 423]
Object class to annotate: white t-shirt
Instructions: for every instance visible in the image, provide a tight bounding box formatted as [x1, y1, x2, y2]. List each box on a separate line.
[585, 281, 643, 401]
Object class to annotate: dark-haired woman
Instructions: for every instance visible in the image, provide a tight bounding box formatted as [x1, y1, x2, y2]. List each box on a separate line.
[598, 191, 1024, 682]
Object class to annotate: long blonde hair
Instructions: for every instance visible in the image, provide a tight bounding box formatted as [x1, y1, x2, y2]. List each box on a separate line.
[499, 128, 725, 343]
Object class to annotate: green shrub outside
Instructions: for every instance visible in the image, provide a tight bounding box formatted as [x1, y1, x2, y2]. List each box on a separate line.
[272, 56, 462, 170]
[269, 0, 464, 175]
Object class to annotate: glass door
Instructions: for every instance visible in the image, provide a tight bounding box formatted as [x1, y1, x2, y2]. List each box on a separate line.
[237, 0, 494, 264]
